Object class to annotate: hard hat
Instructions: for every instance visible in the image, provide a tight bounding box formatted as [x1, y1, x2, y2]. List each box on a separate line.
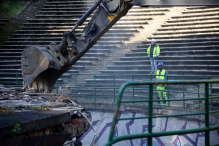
[157, 62, 164, 66]
[151, 39, 156, 42]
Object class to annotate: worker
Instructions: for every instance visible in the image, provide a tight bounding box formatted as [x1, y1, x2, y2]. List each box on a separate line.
[147, 39, 160, 74]
[156, 62, 168, 105]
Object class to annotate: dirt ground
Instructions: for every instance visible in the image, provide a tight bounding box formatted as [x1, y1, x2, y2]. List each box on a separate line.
[0, 0, 47, 45]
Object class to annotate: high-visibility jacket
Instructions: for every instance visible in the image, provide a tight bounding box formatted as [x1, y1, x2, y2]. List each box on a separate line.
[156, 69, 168, 86]
[147, 44, 160, 57]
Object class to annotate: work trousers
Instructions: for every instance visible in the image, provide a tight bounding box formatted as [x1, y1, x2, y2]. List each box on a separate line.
[156, 85, 167, 105]
[150, 57, 157, 72]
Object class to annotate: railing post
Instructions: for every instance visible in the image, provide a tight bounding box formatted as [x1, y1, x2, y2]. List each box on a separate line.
[132, 75, 134, 103]
[197, 77, 200, 109]
[94, 74, 96, 102]
[167, 76, 170, 107]
[114, 75, 116, 103]
[205, 83, 210, 146]
[183, 76, 185, 108]
[148, 84, 153, 146]
[210, 77, 213, 111]
[75, 74, 77, 101]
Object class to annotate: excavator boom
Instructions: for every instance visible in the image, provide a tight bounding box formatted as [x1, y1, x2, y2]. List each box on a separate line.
[21, 0, 219, 93]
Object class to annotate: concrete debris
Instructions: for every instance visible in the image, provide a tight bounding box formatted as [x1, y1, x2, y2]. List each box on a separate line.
[0, 86, 92, 146]
[0, 86, 73, 109]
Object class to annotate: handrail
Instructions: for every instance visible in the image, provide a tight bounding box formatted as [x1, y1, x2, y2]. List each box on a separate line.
[104, 80, 219, 146]
[1, 73, 219, 109]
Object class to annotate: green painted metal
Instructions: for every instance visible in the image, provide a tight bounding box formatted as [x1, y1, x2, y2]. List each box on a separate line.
[205, 83, 210, 146]
[1, 72, 219, 145]
[114, 75, 116, 103]
[105, 80, 219, 146]
[183, 76, 185, 108]
[148, 84, 153, 145]
[1, 72, 219, 110]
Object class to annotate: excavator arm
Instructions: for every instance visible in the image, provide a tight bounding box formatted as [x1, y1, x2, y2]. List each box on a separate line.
[21, 0, 219, 93]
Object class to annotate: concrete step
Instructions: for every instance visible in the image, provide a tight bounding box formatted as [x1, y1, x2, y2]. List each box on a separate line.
[15, 28, 138, 34]
[148, 33, 219, 40]
[34, 13, 152, 19]
[186, 6, 219, 10]
[4, 40, 122, 45]
[166, 16, 219, 23]
[135, 46, 219, 52]
[38, 9, 167, 14]
[0, 68, 79, 73]
[0, 64, 85, 70]
[11, 33, 133, 38]
[0, 60, 92, 66]
[137, 43, 219, 49]
[183, 8, 219, 14]
[171, 12, 219, 19]
[0, 56, 99, 61]
[83, 79, 214, 86]
[161, 20, 219, 27]
[100, 70, 219, 75]
[158, 24, 219, 31]
[38, 11, 89, 15]
[0, 48, 110, 54]
[126, 12, 165, 16]
[21, 24, 143, 29]
[125, 50, 219, 57]
[43, 4, 93, 8]
[8, 37, 128, 42]
[153, 28, 219, 35]
[89, 74, 212, 80]
[27, 19, 148, 25]
[0, 44, 119, 49]
[0, 52, 106, 57]
[119, 55, 219, 61]
[113, 60, 219, 66]
[77, 57, 99, 61]
[0, 60, 21, 65]
[106, 65, 219, 70]
[41, 7, 94, 11]
[141, 38, 219, 43]
[45, 1, 94, 5]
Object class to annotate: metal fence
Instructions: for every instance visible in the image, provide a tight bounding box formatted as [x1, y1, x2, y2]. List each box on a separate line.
[104, 80, 219, 146]
[1, 73, 219, 145]
[1, 73, 219, 109]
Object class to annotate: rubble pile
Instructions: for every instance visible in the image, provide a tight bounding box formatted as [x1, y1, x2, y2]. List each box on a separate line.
[0, 85, 72, 110]
[0, 84, 92, 146]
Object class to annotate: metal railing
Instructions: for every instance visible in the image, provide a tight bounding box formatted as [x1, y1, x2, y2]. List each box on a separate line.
[1, 73, 219, 108]
[1, 73, 219, 145]
[104, 80, 219, 146]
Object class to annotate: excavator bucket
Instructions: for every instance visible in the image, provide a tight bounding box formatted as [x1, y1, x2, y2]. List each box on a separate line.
[21, 46, 69, 93]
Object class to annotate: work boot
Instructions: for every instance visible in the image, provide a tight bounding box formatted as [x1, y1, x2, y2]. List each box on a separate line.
[150, 71, 153, 74]
[163, 100, 167, 106]
[154, 71, 156, 74]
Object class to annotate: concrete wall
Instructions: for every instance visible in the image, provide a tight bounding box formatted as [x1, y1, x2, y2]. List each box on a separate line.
[79, 110, 219, 146]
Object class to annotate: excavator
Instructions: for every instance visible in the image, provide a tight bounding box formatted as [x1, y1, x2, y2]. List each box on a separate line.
[21, 0, 219, 93]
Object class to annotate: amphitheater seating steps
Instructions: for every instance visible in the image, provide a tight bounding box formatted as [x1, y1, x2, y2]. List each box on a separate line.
[0, 19, 8, 28]
[99, 6, 219, 78]
[0, 0, 170, 86]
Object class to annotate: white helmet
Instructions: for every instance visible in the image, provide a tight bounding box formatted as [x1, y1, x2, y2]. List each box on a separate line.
[151, 39, 156, 42]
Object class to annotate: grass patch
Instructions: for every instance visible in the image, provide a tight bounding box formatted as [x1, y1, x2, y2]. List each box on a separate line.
[0, 0, 29, 16]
